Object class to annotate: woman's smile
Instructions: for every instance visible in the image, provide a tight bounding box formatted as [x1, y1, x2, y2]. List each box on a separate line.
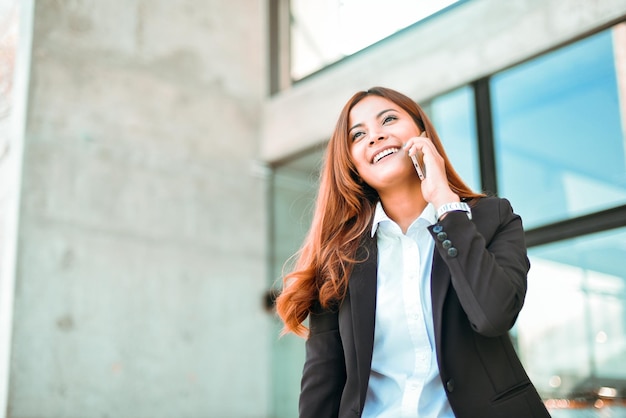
[372, 147, 401, 164]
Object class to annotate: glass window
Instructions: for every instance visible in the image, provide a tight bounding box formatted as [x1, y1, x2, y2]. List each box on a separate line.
[515, 227, 626, 413]
[491, 28, 626, 229]
[427, 86, 481, 192]
[290, 0, 461, 80]
[269, 149, 324, 418]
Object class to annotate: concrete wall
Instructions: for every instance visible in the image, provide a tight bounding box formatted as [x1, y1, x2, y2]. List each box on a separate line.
[0, 2, 22, 415]
[5, 1, 269, 417]
[261, 0, 626, 162]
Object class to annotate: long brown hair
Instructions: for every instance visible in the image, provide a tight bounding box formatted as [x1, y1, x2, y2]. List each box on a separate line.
[275, 87, 484, 337]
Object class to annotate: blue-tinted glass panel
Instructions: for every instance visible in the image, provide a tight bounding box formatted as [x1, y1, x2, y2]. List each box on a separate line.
[429, 86, 481, 193]
[491, 29, 626, 228]
[269, 150, 323, 418]
[516, 227, 626, 415]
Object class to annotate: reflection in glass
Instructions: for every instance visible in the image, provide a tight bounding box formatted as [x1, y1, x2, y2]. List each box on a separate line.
[516, 227, 626, 407]
[428, 86, 480, 193]
[269, 149, 323, 418]
[290, 0, 460, 80]
[491, 27, 626, 228]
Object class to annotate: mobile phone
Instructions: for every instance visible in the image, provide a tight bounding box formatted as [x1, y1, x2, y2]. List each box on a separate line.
[410, 131, 427, 180]
[411, 151, 426, 180]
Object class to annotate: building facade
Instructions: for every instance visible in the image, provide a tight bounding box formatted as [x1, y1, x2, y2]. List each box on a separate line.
[1, 0, 625, 417]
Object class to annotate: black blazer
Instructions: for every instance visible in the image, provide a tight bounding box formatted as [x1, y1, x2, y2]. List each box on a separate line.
[299, 197, 551, 418]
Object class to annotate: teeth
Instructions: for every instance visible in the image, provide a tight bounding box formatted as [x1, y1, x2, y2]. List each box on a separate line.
[373, 148, 400, 164]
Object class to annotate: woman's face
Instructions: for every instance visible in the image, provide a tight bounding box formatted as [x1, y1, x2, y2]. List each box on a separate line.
[348, 95, 423, 192]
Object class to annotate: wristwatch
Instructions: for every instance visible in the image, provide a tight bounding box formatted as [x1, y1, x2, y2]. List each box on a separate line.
[436, 202, 472, 220]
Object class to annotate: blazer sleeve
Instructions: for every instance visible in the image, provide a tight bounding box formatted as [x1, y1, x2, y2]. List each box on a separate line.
[428, 197, 530, 337]
[299, 303, 346, 418]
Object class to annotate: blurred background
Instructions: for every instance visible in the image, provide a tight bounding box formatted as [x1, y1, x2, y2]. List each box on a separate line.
[0, 0, 626, 417]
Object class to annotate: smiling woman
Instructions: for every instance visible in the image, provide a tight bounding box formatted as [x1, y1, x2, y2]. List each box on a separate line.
[347, 95, 441, 216]
[275, 86, 551, 418]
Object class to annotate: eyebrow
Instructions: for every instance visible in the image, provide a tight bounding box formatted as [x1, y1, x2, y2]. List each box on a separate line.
[349, 108, 397, 133]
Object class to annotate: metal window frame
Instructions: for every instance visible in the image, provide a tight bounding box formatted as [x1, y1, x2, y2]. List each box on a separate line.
[268, 0, 291, 94]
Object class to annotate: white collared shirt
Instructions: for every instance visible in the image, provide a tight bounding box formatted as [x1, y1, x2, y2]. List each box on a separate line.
[362, 202, 454, 418]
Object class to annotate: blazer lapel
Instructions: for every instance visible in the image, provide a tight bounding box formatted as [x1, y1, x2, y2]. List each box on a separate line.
[348, 235, 378, 407]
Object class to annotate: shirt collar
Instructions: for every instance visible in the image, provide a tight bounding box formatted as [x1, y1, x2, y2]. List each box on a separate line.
[371, 201, 437, 237]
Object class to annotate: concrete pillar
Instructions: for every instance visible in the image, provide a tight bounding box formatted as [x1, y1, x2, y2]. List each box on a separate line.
[2, 1, 269, 417]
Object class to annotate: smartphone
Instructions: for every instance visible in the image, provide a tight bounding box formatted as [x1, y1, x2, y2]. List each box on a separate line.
[410, 131, 427, 180]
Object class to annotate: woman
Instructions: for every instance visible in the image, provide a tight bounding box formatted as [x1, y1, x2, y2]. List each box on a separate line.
[275, 87, 550, 418]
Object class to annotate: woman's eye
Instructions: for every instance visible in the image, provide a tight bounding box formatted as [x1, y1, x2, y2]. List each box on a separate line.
[383, 115, 397, 124]
[352, 131, 364, 141]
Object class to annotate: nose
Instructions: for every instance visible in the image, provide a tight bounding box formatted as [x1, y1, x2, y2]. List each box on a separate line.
[369, 131, 387, 145]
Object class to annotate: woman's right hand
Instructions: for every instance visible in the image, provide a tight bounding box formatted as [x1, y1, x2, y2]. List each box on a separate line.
[404, 131, 460, 209]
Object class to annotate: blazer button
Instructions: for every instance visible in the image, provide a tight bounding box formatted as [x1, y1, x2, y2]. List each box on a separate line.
[433, 224, 443, 233]
[442, 239, 452, 249]
[446, 379, 455, 393]
[447, 247, 458, 257]
[437, 231, 447, 241]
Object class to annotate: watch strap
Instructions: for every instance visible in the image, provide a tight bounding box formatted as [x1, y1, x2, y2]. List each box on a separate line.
[436, 201, 472, 220]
